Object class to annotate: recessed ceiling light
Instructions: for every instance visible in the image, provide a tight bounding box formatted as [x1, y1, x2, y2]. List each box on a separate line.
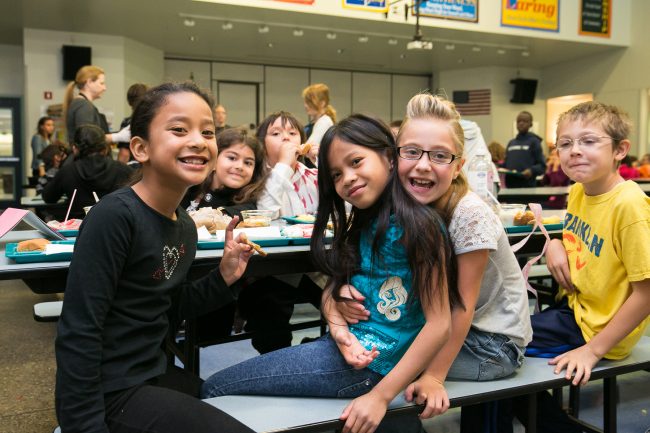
[472, 46, 481, 52]
[337, 48, 344, 54]
[445, 44, 455, 50]
[358, 35, 369, 43]
[293, 28, 304, 37]
[183, 19, 195, 27]
[189, 36, 195, 42]
[222, 21, 233, 30]
[521, 51, 530, 57]
[497, 49, 506, 55]
[388, 38, 398, 46]
[326, 32, 337, 40]
[258, 25, 270, 34]
[268, 43, 274, 48]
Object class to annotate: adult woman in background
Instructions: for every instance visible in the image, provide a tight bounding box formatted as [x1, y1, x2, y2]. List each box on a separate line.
[301, 83, 336, 167]
[30, 116, 54, 181]
[63, 65, 130, 146]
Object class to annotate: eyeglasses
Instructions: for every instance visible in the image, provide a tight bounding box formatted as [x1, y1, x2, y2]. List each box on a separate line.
[397, 146, 460, 165]
[554, 135, 616, 153]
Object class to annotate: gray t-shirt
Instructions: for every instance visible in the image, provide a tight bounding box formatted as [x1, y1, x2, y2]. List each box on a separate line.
[448, 191, 532, 347]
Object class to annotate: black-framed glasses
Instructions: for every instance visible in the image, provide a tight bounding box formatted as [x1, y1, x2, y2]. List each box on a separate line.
[397, 146, 460, 165]
[554, 135, 616, 153]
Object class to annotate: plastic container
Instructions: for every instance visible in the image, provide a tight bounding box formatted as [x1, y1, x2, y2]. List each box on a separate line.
[240, 209, 274, 227]
[499, 204, 527, 226]
[467, 150, 500, 213]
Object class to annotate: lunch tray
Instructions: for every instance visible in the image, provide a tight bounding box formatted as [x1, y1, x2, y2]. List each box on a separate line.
[197, 237, 291, 250]
[5, 240, 75, 263]
[57, 229, 79, 237]
[281, 216, 316, 224]
[504, 223, 563, 234]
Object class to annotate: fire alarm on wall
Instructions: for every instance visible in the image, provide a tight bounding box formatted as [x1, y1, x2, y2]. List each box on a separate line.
[44, 91, 53, 100]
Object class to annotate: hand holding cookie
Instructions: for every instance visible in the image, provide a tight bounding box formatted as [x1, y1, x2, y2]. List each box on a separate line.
[219, 217, 255, 286]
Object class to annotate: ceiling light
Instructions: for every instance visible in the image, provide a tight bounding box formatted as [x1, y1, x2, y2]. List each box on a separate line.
[293, 28, 304, 37]
[388, 38, 398, 46]
[221, 21, 233, 30]
[472, 46, 481, 52]
[445, 44, 455, 50]
[358, 35, 369, 43]
[497, 49, 506, 55]
[189, 36, 196, 42]
[183, 19, 195, 27]
[326, 32, 337, 40]
[521, 51, 530, 57]
[400, 54, 406, 59]
[267, 43, 274, 48]
[258, 25, 270, 34]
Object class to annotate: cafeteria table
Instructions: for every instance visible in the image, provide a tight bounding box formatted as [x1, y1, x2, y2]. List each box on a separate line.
[498, 182, 650, 203]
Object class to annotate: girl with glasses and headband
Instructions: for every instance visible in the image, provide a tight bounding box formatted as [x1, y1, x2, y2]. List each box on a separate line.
[331, 93, 532, 433]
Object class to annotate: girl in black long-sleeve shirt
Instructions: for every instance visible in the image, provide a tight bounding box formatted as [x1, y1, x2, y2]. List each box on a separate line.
[55, 82, 256, 433]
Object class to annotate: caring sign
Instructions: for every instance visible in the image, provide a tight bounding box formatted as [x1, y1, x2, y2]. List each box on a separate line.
[501, 0, 559, 32]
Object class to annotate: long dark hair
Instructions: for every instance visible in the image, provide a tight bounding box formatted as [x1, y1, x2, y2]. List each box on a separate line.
[310, 113, 461, 311]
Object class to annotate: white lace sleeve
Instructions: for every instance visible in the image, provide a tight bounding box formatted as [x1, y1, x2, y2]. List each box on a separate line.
[448, 192, 501, 255]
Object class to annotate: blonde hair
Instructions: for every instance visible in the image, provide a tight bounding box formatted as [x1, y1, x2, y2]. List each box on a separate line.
[302, 83, 337, 123]
[556, 101, 632, 146]
[399, 93, 468, 224]
[63, 65, 104, 123]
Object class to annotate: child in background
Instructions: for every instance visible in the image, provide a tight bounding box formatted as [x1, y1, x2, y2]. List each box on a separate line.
[503, 111, 546, 188]
[31, 116, 54, 182]
[55, 82, 256, 433]
[542, 150, 571, 208]
[116, 82, 148, 164]
[618, 155, 640, 179]
[332, 94, 531, 432]
[35, 144, 67, 195]
[302, 83, 336, 167]
[240, 111, 321, 353]
[518, 101, 650, 432]
[183, 128, 268, 219]
[202, 113, 459, 433]
[182, 128, 268, 341]
[637, 153, 650, 178]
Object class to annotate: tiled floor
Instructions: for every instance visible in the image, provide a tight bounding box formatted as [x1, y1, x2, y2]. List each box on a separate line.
[2, 281, 649, 433]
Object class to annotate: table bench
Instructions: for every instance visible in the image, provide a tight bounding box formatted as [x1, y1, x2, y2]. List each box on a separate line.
[204, 336, 650, 433]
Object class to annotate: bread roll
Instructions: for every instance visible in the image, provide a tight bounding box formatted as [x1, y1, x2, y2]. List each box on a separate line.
[513, 210, 536, 226]
[299, 143, 312, 156]
[17, 238, 50, 252]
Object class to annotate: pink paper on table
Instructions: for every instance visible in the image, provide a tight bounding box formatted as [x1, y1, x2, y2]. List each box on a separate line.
[0, 208, 29, 238]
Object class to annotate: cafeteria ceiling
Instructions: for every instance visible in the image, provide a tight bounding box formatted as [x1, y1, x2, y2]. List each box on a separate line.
[3, 0, 624, 75]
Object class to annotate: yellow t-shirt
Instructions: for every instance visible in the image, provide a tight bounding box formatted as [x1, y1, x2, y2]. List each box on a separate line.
[560, 181, 650, 359]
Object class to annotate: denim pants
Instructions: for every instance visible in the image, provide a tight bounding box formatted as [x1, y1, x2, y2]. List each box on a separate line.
[447, 328, 524, 381]
[201, 334, 384, 399]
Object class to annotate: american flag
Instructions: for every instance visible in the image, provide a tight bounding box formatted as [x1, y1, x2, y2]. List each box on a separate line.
[452, 89, 491, 116]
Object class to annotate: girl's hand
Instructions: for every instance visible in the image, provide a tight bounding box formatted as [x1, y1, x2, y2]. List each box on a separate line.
[219, 217, 254, 286]
[340, 391, 388, 433]
[337, 285, 370, 324]
[404, 375, 450, 418]
[549, 345, 600, 386]
[545, 239, 574, 292]
[332, 328, 378, 369]
[277, 140, 301, 167]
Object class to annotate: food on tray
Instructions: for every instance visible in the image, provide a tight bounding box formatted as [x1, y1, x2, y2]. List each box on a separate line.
[46, 219, 83, 231]
[299, 142, 312, 156]
[17, 238, 51, 252]
[532, 215, 562, 225]
[281, 224, 314, 238]
[498, 204, 527, 226]
[239, 233, 267, 257]
[189, 207, 232, 233]
[513, 210, 536, 226]
[239, 210, 273, 228]
[294, 214, 316, 223]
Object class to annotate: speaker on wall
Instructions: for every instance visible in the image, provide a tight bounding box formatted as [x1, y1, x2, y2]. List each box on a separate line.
[510, 78, 537, 104]
[62, 45, 92, 81]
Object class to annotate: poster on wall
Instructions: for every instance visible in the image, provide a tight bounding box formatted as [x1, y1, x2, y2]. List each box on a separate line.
[342, 0, 389, 13]
[273, 0, 315, 4]
[580, 0, 611, 37]
[501, 0, 559, 32]
[415, 0, 479, 23]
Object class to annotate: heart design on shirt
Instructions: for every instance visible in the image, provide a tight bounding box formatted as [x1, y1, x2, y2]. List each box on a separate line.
[163, 246, 180, 280]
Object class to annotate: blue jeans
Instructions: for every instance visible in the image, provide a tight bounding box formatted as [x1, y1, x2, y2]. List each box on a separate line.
[201, 334, 384, 398]
[447, 328, 524, 381]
